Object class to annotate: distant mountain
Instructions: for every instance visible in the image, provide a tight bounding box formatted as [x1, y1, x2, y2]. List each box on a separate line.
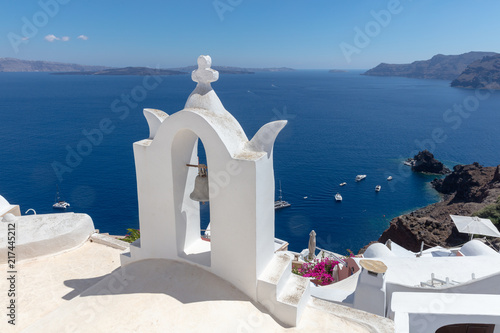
[250, 67, 295, 72]
[451, 54, 500, 90]
[53, 67, 186, 76]
[170, 65, 295, 74]
[55, 65, 293, 76]
[363, 52, 498, 80]
[0, 58, 295, 75]
[0, 58, 109, 72]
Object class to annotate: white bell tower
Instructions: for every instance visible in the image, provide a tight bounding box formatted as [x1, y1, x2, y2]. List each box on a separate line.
[121, 55, 309, 326]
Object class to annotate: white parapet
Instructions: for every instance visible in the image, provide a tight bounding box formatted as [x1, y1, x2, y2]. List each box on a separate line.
[0, 212, 95, 263]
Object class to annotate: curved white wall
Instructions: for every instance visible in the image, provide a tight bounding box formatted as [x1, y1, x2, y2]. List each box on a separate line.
[0, 213, 95, 263]
[460, 239, 499, 256]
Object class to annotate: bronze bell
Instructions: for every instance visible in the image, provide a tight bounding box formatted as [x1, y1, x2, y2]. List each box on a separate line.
[188, 164, 209, 202]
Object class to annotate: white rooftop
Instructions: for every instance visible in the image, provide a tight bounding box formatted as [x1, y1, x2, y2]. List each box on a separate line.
[373, 255, 500, 287]
[0, 238, 394, 332]
[361, 240, 500, 287]
[0, 206, 393, 332]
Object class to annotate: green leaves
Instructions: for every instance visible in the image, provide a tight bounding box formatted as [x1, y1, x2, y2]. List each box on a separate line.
[122, 228, 140, 243]
[473, 196, 500, 225]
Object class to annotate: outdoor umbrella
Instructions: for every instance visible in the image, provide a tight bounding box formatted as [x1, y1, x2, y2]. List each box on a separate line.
[308, 230, 316, 261]
[450, 215, 500, 239]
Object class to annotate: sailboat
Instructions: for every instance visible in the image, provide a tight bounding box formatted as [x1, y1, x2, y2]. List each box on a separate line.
[274, 181, 291, 210]
[53, 186, 70, 209]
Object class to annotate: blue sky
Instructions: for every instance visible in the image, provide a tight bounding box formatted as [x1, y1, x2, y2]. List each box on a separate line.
[1, 0, 500, 69]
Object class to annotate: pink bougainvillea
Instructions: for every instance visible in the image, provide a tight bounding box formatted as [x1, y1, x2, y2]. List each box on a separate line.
[296, 257, 340, 286]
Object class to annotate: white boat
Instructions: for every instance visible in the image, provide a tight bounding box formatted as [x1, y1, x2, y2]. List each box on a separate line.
[387, 176, 393, 181]
[375, 185, 381, 192]
[403, 159, 414, 166]
[53, 187, 70, 209]
[355, 175, 366, 182]
[53, 201, 70, 209]
[335, 193, 342, 202]
[339, 182, 347, 186]
[274, 181, 291, 210]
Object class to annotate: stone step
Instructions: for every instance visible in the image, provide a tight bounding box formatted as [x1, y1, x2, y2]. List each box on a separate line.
[277, 273, 310, 307]
[90, 233, 129, 251]
[258, 252, 293, 297]
[273, 273, 311, 326]
[119, 239, 141, 266]
[256, 252, 310, 326]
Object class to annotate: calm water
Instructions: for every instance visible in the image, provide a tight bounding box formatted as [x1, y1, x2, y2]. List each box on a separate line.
[1, 71, 499, 253]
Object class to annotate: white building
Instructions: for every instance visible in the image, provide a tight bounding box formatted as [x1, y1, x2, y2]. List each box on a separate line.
[312, 239, 500, 333]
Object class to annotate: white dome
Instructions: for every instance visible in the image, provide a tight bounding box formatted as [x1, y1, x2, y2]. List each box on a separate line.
[460, 239, 499, 256]
[363, 243, 396, 258]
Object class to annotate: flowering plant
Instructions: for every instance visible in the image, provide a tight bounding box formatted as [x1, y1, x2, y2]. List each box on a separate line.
[293, 257, 340, 286]
[122, 228, 140, 243]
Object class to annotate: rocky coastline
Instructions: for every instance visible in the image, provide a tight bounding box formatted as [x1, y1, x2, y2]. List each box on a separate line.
[451, 54, 500, 90]
[411, 150, 451, 174]
[363, 52, 497, 80]
[362, 162, 500, 253]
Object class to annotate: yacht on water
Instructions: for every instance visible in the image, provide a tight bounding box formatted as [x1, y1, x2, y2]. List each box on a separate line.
[387, 176, 393, 181]
[355, 175, 367, 182]
[339, 182, 347, 186]
[403, 159, 415, 166]
[335, 193, 342, 202]
[375, 185, 381, 192]
[53, 187, 70, 209]
[274, 181, 291, 210]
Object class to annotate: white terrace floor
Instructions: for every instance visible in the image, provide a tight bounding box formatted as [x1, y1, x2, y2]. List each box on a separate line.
[1, 240, 393, 333]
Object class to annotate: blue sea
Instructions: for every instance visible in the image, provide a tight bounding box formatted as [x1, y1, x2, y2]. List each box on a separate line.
[1, 70, 500, 254]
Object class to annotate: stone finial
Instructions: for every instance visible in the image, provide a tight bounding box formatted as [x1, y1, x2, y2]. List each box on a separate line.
[185, 55, 224, 111]
[192, 55, 219, 85]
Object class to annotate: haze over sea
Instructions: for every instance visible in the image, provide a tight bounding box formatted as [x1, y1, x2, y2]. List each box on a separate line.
[1, 70, 500, 253]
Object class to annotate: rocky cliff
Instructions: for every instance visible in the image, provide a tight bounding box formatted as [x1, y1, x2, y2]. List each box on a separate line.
[451, 54, 500, 90]
[375, 163, 500, 252]
[363, 52, 497, 80]
[411, 150, 450, 174]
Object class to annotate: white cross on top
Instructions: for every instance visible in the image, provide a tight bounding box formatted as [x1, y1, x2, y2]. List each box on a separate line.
[192, 55, 219, 84]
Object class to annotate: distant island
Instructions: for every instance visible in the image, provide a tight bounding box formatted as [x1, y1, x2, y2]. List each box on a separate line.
[329, 69, 348, 73]
[0, 57, 109, 72]
[0, 58, 295, 76]
[169, 65, 295, 74]
[364, 51, 497, 80]
[52, 67, 186, 76]
[54, 66, 295, 76]
[451, 54, 500, 90]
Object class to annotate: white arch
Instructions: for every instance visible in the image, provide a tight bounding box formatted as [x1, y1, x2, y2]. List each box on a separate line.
[124, 55, 287, 302]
